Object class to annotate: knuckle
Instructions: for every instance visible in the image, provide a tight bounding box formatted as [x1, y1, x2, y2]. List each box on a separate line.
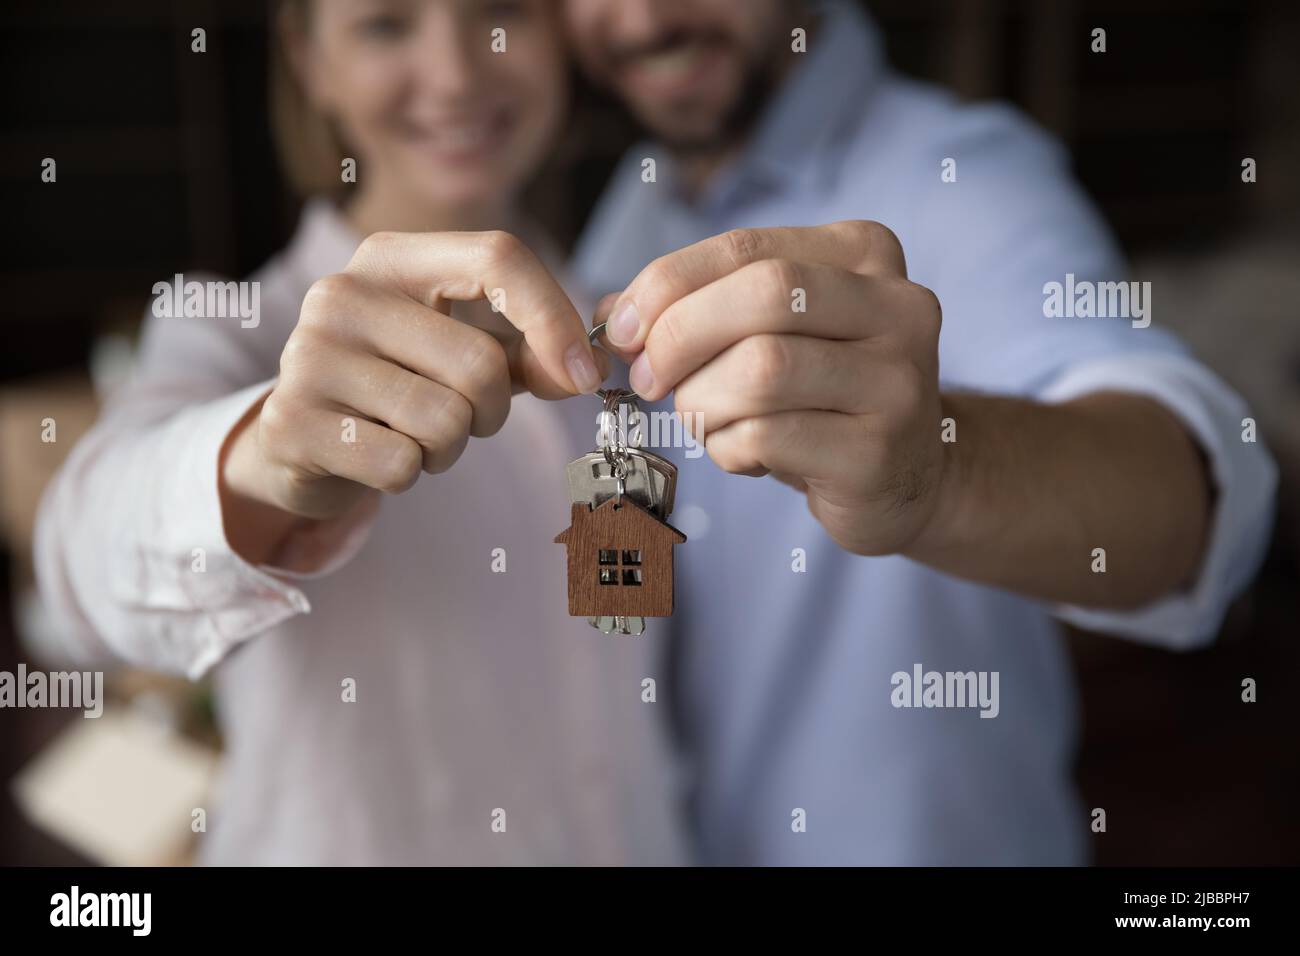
[829, 219, 868, 245]
[886, 279, 942, 346]
[378, 440, 423, 494]
[652, 301, 689, 359]
[476, 230, 525, 268]
[277, 329, 324, 378]
[850, 219, 899, 250]
[425, 428, 471, 475]
[386, 374, 431, 431]
[459, 331, 510, 392]
[739, 413, 775, 453]
[836, 219, 903, 267]
[718, 228, 767, 268]
[742, 334, 790, 394]
[638, 257, 677, 297]
[704, 433, 736, 472]
[913, 283, 943, 335]
[258, 392, 305, 463]
[752, 257, 801, 305]
[258, 391, 289, 439]
[301, 272, 356, 320]
[426, 389, 473, 444]
[356, 230, 400, 263]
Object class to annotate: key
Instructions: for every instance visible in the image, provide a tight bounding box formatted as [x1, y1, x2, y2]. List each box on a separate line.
[553, 328, 687, 635]
[564, 447, 677, 520]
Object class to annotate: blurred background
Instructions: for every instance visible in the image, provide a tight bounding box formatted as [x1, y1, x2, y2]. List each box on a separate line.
[1, 0, 1297, 864]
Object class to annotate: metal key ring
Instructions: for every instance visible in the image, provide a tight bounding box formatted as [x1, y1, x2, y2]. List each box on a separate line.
[589, 322, 639, 402]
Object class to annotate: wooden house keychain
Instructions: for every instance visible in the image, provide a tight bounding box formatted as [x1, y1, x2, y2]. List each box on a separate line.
[554, 323, 687, 635]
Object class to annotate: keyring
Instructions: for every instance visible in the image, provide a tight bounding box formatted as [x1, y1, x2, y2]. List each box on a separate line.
[589, 322, 644, 470]
[589, 322, 639, 402]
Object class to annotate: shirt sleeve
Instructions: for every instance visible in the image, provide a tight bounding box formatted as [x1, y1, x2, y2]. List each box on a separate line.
[1038, 352, 1278, 649]
[910, 103, 1278, 650]
[34, 278, 380, 679]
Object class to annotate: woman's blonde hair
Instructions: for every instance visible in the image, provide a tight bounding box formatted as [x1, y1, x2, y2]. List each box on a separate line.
[269, 0, 347, 199]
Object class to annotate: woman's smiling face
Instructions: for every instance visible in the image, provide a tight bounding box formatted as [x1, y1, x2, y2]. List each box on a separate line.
[296, 0, 567, 217]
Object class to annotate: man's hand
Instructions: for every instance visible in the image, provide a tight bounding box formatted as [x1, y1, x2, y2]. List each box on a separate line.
[221, 231, 604, 560]
[598, 221, 1213, 609]
[598, 221, 947, 556]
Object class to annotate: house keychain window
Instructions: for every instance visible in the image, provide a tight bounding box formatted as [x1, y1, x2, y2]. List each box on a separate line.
[598, 549, 642, 586]
[555, 323, 687, 636]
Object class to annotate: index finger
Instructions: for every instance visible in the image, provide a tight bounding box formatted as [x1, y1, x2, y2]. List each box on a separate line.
[346, 230, 603, 395]
[600, 221, 908, 353]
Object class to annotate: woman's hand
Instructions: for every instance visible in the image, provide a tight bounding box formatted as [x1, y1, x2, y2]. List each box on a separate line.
[220, 231, 603, 555]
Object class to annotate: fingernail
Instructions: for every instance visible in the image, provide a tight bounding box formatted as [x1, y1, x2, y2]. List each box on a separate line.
[629, 351, 655, 395]
[607, 301, 640, 347]
[565, 343, 603, 394]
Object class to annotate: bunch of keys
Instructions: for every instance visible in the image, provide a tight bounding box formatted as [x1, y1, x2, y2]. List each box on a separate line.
[554, 323, 687, 635]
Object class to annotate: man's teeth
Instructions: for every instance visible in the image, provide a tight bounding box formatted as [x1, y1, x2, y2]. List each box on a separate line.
[637, 43, 703, 76]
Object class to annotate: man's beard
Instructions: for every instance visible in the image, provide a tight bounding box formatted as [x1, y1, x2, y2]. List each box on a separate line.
[645, 54, 780, 157]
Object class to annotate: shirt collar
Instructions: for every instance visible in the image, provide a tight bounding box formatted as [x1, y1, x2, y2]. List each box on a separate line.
[682, 0, 886, 212]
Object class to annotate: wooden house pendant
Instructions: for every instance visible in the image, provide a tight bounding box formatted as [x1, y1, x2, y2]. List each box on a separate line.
[554, 497, 686, 626]
[554, 368, 686, 636]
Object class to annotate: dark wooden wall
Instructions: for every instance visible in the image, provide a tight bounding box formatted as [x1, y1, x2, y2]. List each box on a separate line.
[4, 0, 1297, 382]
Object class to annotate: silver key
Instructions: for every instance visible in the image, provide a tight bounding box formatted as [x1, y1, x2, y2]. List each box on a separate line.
[564, 447, 677, 520]
[565, 384, 678, 636]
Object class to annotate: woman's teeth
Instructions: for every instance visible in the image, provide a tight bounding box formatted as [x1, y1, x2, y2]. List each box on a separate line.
[428, 122, 496, 149]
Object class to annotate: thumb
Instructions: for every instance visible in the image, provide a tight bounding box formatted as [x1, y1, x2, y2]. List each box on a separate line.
[590, 291, 640, 364]
[510, 337, 610, 400]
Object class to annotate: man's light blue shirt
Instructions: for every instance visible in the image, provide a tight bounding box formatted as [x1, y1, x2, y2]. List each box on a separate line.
[571, 0, 1276, 864]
